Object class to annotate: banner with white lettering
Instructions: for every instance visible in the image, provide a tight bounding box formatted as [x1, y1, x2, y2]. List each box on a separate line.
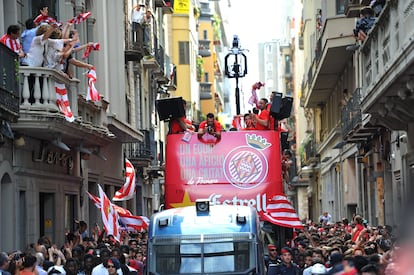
[165, 131, 283, 214]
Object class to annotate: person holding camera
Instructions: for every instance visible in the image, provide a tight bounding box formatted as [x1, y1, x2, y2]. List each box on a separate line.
[197, 113, 222, 142]
[252, 98, 270, 130]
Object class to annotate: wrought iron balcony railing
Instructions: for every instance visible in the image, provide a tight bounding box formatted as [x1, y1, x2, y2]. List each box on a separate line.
[342, 88, 362, 139]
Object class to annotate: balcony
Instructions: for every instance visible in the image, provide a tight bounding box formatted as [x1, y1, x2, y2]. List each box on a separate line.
[125, 23, 147, 62]
[200, 82, 212, 100]
[198, 40, 211, 57]
[0, 44, 19, 122]
[342, 88, 378, 143]
[12, 67, 115, 149]
[155, 0, 174, 14]
[345, 0, 361, 18]
[360, 1, 414, 130]
[300, 134, 318, 167]
[124, 130, 153, 167]
[304, 16, 355, 108]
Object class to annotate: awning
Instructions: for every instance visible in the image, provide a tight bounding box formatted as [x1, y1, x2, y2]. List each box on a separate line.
[260, 194, 303, 229]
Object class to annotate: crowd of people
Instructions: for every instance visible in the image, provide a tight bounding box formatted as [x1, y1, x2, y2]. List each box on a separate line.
[0, 221, 148, 275]
[0, 5, 96, 80]
[264, 214, 408, 275]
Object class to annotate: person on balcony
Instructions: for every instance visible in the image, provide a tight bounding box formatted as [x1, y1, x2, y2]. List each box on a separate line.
[0, 25, 25, 58]
[33, 5, 58, 26]
[62, 30, 95, 78]
[131, 4, 145, 42]
[353, 7, 376, 42]
[21, 19, 38, 65]
[24, 24, 54, 67]
[44, 24, 78, 72]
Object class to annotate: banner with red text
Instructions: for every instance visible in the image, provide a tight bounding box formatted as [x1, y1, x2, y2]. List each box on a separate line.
[165, 131, 283, 214]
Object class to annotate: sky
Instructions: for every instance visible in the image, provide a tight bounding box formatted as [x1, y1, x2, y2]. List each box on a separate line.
[218, 0, 298, 114]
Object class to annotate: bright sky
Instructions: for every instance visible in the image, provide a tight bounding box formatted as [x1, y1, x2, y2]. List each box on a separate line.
[218, 0, 298, 114]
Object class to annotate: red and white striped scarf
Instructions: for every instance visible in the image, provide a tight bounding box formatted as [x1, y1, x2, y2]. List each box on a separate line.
[82, 42, 100, 59]
[55, 82, 75, 122]
[0, 34, 21, 54]
[86, 68, 101, 102]
[68, 12, 91, 25]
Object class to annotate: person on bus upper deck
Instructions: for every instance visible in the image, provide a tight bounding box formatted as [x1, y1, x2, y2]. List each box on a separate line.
[252, 98, 270, 130]
[198, 113, 222, 140]
[242, 113, 256, 130]
[169, 99, 195, 134]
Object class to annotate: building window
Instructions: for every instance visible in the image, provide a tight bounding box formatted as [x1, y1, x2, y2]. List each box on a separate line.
[336, 0, 347, 15]
[266, 44, 272, 54]
[285, 55, 291, 74]
[179, 41, 190, 64]
[203, 30, 208, 40]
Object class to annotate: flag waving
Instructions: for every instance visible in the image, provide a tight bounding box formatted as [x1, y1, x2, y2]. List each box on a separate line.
[113, 159, 136, 201]
[260, 194, 303, 229]
[87, 190, 149, 231]
[86, 68, 101, 102]
[68, 12, 91, 25]
[87, 191, 132, 215]
[82, 43, 100, 59]
[98, 185, 121, 241]
[248, 81, 265, 108]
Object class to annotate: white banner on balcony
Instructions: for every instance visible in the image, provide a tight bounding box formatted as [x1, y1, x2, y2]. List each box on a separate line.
[55, 82, 75, 122]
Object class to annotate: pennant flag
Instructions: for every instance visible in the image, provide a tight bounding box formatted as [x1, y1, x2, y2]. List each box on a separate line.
[118, 212, 149, 231]
[86, 68, 101, 102]
[55, 83, 75, 122]
[113, 159, 136, 201]
[68, 12, 91, 25]
[260, 194, 304, 229]
[87, 191, 132, 215]
[82, 42, 100, 59]
[98, 184, 121, 241]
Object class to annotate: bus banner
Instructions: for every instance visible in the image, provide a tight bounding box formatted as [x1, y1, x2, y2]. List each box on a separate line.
[165, 131, 283, 214]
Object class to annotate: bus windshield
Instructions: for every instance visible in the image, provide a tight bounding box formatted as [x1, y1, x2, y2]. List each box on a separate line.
[148, 233, 257, 275]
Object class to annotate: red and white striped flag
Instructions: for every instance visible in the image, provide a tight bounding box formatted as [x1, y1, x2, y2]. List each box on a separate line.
[82, 43, 100, 59]
[86, 68, 100, 102]
[55, 83, 75, 122]
[68, 12, 91, 25]
[87, 190, 148, 231]
[260, 194, 303, 229]
[118, 212, 149, 231]
[87, 191, 132, 215]
[98, 184, 121, 241]
[113, 159, 136, 201]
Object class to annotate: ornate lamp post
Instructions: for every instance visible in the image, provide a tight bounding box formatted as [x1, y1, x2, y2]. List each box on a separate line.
[225, 35, 247, 115]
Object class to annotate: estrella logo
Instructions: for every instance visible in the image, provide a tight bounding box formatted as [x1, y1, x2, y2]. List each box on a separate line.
[223, 146, 268, 189]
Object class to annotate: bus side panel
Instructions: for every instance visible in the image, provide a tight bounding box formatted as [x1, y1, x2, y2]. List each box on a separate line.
[165, 131, 283, 214]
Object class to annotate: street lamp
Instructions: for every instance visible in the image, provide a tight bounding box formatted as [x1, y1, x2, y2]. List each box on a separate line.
[225, 35, 247, 115]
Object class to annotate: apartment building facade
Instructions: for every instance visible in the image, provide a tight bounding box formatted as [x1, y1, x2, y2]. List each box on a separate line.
[299, 0, 413, 227]
[0, 0, 173, 251]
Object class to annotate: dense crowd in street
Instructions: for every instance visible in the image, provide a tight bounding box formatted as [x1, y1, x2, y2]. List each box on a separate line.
[0, 222, 147, 275]
[1, 212, 413, 275]
[264, 211, 414, 275]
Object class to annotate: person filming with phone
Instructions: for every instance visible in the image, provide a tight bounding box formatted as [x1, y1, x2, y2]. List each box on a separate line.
[198, 113, 222, 142]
